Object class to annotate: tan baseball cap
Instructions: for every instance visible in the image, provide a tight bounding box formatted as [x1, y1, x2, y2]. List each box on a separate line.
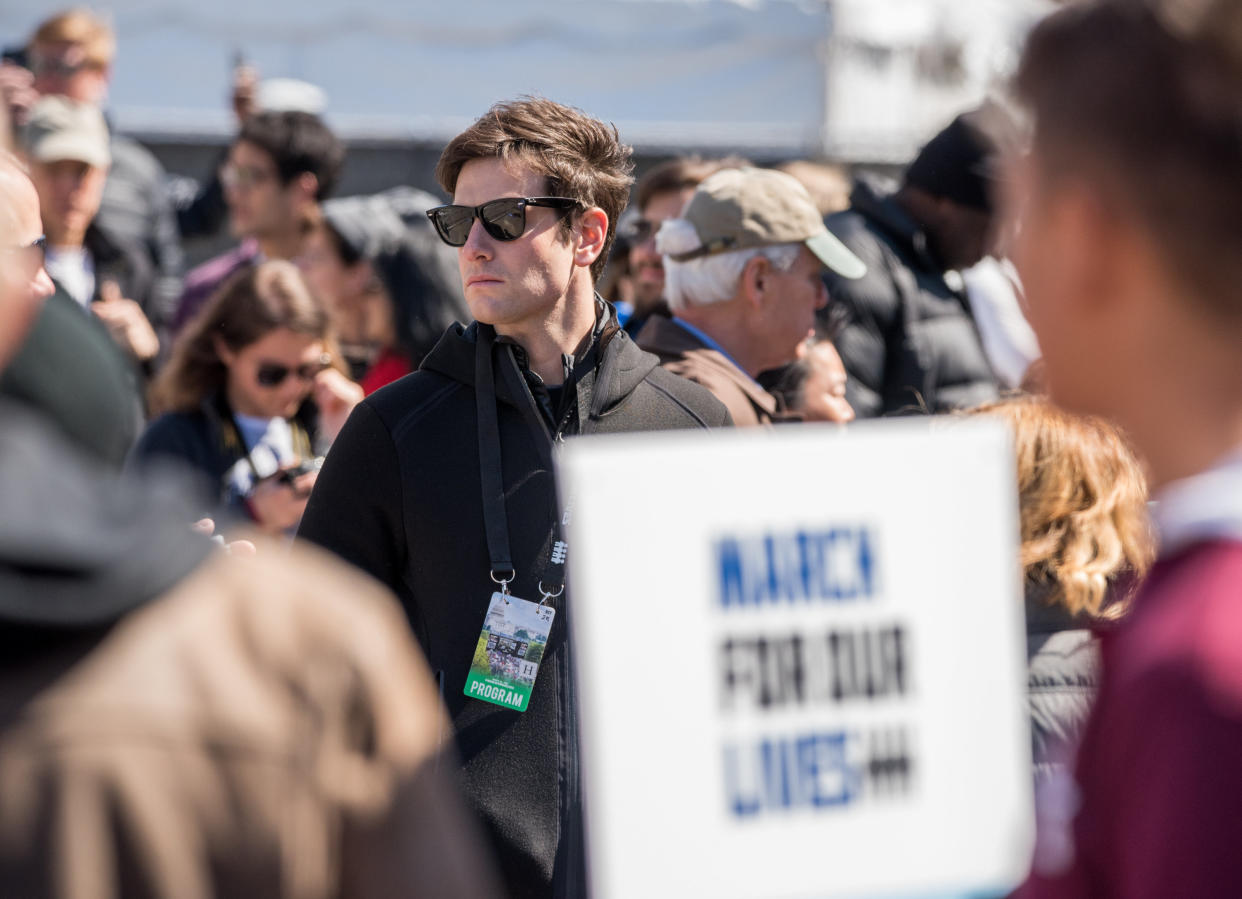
[21, 96, 111, 170]
[669, 167, 865, 279]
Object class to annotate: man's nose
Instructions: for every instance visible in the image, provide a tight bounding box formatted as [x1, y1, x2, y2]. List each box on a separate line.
[32, 267, 55, 300]
[461, 217, 493, 258]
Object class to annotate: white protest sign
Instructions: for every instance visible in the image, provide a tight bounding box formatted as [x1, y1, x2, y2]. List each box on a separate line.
[556, 418, 1033, 899]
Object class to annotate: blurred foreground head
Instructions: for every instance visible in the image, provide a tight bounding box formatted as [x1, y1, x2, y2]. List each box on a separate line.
[1010, 0, 1242, 478]
[0, 151, 55, 369]
[975, 396, 1154, 618]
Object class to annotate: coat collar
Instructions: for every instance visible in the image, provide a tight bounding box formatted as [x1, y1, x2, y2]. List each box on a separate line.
[638, 315, 778, 417]
[849, 173, 945, 274]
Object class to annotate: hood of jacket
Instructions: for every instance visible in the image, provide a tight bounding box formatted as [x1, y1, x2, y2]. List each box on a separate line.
[848, 172, 946, 275]
[418, 299, 660, 425]
[323, 187, 470, 365]
[0, 401, 212, 631]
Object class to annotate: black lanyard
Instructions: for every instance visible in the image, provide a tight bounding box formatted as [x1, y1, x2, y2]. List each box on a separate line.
[475, 327, 570, 600]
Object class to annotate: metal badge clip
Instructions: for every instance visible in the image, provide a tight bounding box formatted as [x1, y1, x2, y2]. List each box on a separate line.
[491, 569, 515, 601]
[537, 581, 564, 607]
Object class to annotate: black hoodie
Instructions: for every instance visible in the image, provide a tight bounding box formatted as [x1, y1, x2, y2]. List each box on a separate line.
[298, 309, 728, 898]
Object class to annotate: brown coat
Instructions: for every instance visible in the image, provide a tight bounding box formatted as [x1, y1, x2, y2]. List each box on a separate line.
[0, 543, 504, 899]
[637, 315, 777, 427]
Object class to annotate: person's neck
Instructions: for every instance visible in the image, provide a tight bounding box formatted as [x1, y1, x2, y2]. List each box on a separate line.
[1126, 371, 1242, 494]
[494, 283, 597, 386]
[47, 228, 85, 252]
[676, 306, 771, 378]
[1114, 302, 1242, 492]
[256, 222, 306, 262]
[225, 383, 268, 420]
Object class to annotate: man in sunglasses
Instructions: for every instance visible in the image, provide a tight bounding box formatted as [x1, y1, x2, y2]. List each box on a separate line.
[299, 97, 728, 898]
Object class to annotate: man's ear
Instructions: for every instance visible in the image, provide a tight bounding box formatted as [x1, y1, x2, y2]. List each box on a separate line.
[213, 335, 235, 366]
[291, 172, 320, 205]
[573, 207, 609, 269]
[740, 254, 771, 309]
[1049, 184, 1125, 317]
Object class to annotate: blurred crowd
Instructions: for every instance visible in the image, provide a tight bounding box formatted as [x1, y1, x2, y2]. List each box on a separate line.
[2, 2, 1242, 898]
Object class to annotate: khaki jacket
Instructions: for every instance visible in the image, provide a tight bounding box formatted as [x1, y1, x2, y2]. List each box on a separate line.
[637, 315, 778, 427]
[0, 543, 503, 899]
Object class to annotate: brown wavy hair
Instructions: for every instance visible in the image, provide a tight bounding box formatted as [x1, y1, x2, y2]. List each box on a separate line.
[435, 96, 634, 282]
[975, 396, 1155, 618]
[149, 260, 341, 415]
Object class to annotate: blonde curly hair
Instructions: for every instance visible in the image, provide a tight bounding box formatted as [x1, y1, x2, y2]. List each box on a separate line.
[975, 396, 1155, 618]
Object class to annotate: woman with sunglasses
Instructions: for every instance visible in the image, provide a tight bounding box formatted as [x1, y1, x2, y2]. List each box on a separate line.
[131, 260, 361, 534]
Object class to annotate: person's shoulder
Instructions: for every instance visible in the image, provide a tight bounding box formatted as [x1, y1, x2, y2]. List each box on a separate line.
[133, 409, 212, 457]
[352, 368, 467, 438]
[177, 540, 418, 655]
[183, 244, 257, 292]
[634, 363, 732, 428]
[107, 133, 166, 180]
[1118, 540, 1242, 703]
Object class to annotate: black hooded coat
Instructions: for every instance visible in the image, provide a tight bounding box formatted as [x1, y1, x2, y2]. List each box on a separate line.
[298, 309, 728, 898]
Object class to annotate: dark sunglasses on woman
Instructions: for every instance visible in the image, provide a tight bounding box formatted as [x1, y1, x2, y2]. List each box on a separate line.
[426, 197, 579, 247]
[255, 354, 332, 388]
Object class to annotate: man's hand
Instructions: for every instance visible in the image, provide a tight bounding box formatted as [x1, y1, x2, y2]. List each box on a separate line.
[191, 517, 257, 555]
[0, 61, 38, 127]
[94, 281, 160, 361]
[313, 367, 364, 443]
[232, 62, 259, 126]
[247, 468, 318, 534]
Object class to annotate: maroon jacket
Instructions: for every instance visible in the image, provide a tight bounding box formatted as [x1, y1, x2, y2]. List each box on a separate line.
[170, 239, 259, 336]
[1017, 539, 1242, 898]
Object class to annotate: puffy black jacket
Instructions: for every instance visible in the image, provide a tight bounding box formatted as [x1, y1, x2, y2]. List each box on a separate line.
[1025, 584, 1100, 783]
[821, 175, 1000, 417]
[298, 310, 728, 898]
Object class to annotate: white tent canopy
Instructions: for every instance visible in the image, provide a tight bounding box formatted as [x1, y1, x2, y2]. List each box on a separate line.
[3, 0, 1050, 161]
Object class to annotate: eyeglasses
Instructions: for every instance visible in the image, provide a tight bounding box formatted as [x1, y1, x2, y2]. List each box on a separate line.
[619, 217, 657, 243]
[426, 197, 580, 247]
[28, 53, 99, 79]
[255, 354, 332, 388]
[3, 235, 46, 273]
[221, 164, 275, 191]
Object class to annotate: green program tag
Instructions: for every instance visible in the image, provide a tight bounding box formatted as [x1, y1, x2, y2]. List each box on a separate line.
[465, 591, 555, 712]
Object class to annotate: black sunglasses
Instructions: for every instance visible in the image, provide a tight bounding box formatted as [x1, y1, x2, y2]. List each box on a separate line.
[426, 197, 580, 247]
[255, 354, 332, 388]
